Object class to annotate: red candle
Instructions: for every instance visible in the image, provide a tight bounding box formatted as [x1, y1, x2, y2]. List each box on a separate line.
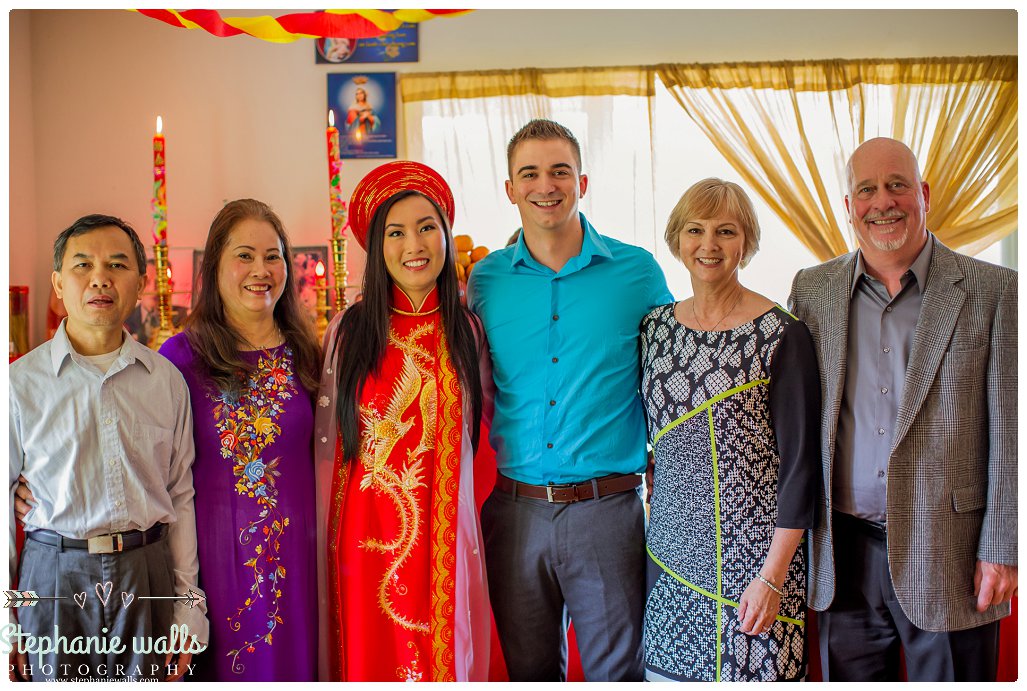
[326, 110, 345, 238]
[152, 116, 168, 245]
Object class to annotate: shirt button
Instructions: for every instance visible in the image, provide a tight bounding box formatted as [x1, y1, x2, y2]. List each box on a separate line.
[552, 357, 559, 363]
[878, 428, 886, 435]
[885, 306, 893, 312]
[878, 470, 885, 478]
[549, 400, 556, 406]
[104, 418, 113, 425]
[108, 459, 117, 466]
[552, 315, 559, 321]
[881, 387, 889, 394]
[883, 347, 891, 353]
[546, 443, 554, 449]
[114, 500, 122, 507]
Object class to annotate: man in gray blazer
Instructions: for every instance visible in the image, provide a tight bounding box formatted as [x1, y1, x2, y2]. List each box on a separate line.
[788, 137, 1016, 681]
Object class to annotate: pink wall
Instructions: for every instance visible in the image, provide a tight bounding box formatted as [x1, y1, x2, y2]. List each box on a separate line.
[8, 9, 1016, 348]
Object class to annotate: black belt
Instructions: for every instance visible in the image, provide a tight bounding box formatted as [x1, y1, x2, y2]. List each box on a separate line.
[495, 472, 641, 504]
[834, 511, 886, 541]
[26, 524, 168, 554]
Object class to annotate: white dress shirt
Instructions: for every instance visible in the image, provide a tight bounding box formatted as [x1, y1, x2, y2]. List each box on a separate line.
[9, 321, 208, 640]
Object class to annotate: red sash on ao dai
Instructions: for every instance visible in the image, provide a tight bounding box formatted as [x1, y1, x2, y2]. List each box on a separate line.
[326, 285, 462, 681]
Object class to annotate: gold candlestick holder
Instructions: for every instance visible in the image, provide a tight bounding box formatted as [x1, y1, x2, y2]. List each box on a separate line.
[331, 231, 349, 314]
[149, 243, 179, 350]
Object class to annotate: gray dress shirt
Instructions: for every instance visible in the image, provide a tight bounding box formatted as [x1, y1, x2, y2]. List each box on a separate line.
[9, 321, 208, 640]
[833, 236, 934, 522]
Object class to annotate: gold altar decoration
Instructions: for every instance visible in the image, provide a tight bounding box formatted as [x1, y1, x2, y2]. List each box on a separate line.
[148, 243, 179, 349]
[331, 231, 349, 314]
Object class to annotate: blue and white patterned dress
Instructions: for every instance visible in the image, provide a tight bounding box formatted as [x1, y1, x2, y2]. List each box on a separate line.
[640, 303, 820, 682]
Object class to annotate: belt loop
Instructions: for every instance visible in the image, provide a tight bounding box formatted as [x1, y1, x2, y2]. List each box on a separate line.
[591, 478, 600, 502]
[511, 478, 519, 503]
[57, 535, 66, 553]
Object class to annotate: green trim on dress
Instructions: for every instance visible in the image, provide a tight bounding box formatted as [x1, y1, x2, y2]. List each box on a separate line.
[653, 379, 769, 446]
[646, 546, 806, 629]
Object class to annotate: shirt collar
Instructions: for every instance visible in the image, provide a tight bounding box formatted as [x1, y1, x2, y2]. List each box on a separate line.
[390, 283, 440, 313]
[50, 319, 157, 376]
[850, 231, 935, 297]
[509, 213, 613, 272]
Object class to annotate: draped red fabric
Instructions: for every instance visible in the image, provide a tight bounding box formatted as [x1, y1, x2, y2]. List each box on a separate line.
[134, 9, 192, 30]
[277, 12, 397, 39]
[133, 9, 472, 41]
[134, 9, 381, 39]
[996, 599, 1018, 681]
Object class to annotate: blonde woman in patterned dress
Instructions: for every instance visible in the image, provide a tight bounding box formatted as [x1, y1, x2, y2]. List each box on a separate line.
[640, 179, 820, 681]
[313, 161, 491, 681]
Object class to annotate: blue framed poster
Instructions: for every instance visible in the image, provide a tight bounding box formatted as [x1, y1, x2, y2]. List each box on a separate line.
[327, 72, 397, 159]
[315, 23, 419, 64]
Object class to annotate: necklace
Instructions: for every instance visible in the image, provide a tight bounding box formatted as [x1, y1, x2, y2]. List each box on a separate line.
[240, 324, 284, 352]
[692, 290, 744, 332]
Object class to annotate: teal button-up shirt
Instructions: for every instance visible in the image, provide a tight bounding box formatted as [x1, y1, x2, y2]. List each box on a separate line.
[468, 213, 672, 485]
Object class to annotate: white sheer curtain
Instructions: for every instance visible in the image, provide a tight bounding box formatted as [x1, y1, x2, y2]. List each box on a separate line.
[402, 60, 1014, 305]
[650, 81, 822, 303]
[404, 93, 656, 254]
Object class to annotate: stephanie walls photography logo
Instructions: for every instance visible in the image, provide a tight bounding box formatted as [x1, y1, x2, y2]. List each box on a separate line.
[3, 585, 207, 681]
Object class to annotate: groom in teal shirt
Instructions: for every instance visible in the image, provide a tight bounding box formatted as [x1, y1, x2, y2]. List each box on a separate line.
[468, 119, 671, 681]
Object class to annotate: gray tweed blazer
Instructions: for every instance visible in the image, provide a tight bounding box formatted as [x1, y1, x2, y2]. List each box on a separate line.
[788, 236, 1017, 632]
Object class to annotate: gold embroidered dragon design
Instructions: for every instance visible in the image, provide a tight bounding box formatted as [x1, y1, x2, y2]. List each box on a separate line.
[357, 323, 436, 633]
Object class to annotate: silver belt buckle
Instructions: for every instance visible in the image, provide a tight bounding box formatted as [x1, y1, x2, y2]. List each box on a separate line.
[545, 484, 574, 503]
[87, 534, 123, 554]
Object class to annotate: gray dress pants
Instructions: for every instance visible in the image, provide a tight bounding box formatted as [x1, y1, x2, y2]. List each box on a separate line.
[481, 482, 646, 681]
[818, 512, 1000, 682]
[14, 535, 177, 681]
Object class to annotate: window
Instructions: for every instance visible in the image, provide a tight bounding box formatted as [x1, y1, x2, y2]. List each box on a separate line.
[407, 70, 1015, 303]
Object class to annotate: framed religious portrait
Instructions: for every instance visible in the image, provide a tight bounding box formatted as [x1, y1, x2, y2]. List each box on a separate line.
[315, 22, 419, 64]
[327, 72, 397, 159]
[291, 245, 330, 323]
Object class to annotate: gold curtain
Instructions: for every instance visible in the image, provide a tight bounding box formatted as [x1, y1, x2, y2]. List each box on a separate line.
[400, 65, 654, 103]
[657, 56, 1017, 260]
[890, 58, 1018, 256]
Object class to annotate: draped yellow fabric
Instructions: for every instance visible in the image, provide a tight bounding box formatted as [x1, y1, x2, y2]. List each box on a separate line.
[400, 66, 653, 103]
[890, 59, 1018, 256]
[657, 56, 1017, 259]
[401, 56, 1015, 260]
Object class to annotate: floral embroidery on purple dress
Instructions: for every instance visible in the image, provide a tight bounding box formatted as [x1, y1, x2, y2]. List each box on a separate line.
[210, 349, 295, 671]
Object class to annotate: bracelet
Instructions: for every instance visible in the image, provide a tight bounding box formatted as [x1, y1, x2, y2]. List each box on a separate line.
[756, 573, 784, 596]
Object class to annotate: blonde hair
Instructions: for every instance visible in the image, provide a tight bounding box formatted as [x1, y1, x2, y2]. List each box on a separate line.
[664, 178, 761, 268]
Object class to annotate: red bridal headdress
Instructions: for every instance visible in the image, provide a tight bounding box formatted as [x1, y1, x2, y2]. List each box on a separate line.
[348, 160, 455, 250]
